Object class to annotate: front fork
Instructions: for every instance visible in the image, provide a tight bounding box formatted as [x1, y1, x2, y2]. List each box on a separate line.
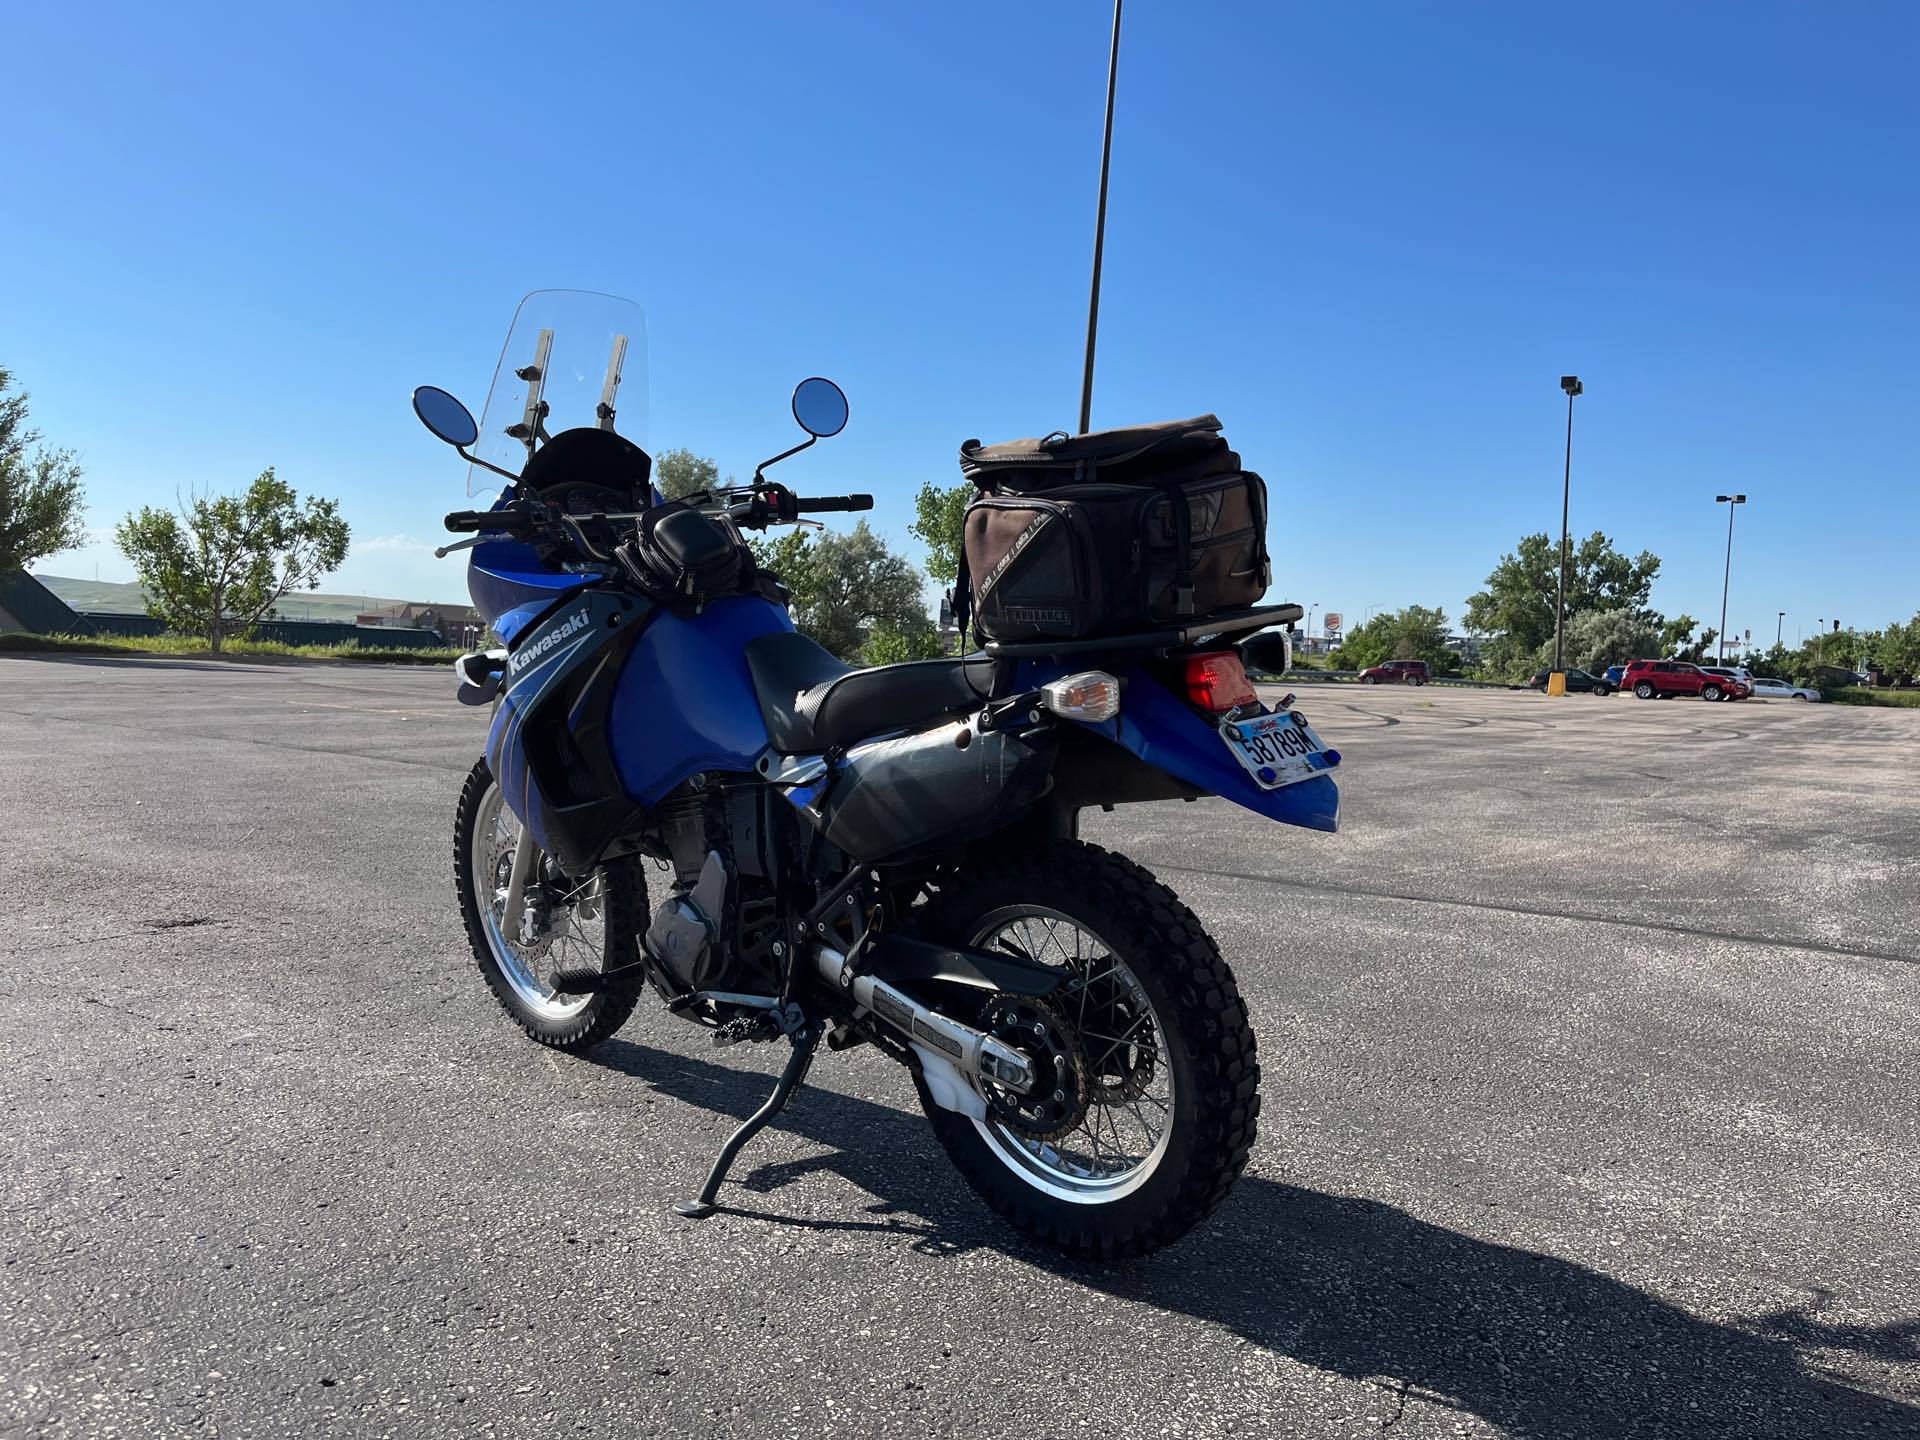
[500, 828, 539, 943]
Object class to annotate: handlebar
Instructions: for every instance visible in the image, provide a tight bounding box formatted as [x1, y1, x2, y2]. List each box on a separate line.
[441, 491, 873, 548]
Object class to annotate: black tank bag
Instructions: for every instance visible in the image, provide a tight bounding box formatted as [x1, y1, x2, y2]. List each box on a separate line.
[953, 415, 1271, 644]
[618, 501, 784, 614]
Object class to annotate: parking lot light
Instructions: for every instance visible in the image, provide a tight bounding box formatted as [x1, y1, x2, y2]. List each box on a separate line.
[1549, 376, 1582, 697]
[1714, 494, 1747, 663]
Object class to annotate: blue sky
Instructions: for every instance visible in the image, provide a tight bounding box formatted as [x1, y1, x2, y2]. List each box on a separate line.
[6, 1, 1915, 646]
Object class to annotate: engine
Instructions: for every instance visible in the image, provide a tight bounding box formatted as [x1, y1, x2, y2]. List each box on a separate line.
[643, 777, 782, 997]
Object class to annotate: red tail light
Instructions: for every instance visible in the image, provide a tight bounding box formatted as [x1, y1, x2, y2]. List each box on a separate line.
[1184, 651, 1257, 712]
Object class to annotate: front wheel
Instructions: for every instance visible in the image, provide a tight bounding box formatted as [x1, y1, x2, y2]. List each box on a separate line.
[453, 757, 648, 1050]
[1702, 684, 1725, 701]
[910, 841, 1260, 1259]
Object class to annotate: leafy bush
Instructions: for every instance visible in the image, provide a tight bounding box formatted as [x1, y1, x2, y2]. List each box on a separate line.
[1826, 687, 1920, 708]
[861, 624, 945, 665]
[0, 630, 460, 664]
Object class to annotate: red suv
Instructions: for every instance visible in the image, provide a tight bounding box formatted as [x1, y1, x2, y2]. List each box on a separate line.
[1358, 659, 1431, 686]
[1622, 659, 1751, 702]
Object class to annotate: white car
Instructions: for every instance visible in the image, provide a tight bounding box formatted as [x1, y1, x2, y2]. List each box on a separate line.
[1747, 676, 1822, 702]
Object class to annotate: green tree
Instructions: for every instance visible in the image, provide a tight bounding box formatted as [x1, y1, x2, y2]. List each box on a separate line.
[1561, 606, 1664, 671]
[0, 365, 88, 576]
[861, 622, 946, 665]
[1330, 606, 1457, 674]
[751, 519, 931, 662]
[1875, 611, 1920, 683]
[908, 480, 971, 590]
[748, 527, 817, 596]
[115, 469, 350, 651]
[652, 447, 724, 500]
[1465, 531, 1661, 657]
[1660, 615, 1719, 664]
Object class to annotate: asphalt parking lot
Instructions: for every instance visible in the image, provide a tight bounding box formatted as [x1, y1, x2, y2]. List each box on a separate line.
[3, 655, 1916, 1439]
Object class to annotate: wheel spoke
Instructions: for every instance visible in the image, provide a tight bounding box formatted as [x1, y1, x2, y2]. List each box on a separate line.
[974, 905, 1175, 1197]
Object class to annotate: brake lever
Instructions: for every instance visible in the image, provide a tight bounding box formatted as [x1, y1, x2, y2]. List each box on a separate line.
[435, 536, 485, 559]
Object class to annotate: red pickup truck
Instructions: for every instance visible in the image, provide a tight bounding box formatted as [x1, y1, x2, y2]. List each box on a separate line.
[1622, 659, 1751, 702]
[1357, 659, 1431, 686]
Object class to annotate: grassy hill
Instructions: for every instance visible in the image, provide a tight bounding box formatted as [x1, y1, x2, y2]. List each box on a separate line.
[34, 575, 429, 623]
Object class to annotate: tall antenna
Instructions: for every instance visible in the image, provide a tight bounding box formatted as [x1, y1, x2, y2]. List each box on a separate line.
[1078, 0, 1123, 435]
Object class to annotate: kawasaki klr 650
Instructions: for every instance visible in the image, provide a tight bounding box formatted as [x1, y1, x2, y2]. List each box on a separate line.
[417, 290, 1340, 1259]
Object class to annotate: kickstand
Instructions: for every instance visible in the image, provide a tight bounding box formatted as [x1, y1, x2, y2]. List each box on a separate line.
[674, 1018, 821, 1218]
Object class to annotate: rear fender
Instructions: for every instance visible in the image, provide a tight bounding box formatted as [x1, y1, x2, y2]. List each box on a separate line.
[1017, 661, 1339, 833]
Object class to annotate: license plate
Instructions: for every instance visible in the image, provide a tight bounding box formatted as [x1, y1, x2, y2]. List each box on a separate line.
[1219, 709, 1337, 789]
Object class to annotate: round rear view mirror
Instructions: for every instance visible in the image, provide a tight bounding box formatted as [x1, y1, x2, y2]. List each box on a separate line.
[791, 377, 849, 438]
[412, 385, 479, 448]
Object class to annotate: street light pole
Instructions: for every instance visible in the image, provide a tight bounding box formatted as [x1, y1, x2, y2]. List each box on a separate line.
[1714, 493, 1746, 663]
[1550, 376, 1582, 695]
[1078, 0, 1124, 435]
[1776, 611, 1784, 649]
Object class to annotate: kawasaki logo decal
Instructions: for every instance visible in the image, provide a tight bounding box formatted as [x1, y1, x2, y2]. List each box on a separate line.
[510, 607, 592, 677]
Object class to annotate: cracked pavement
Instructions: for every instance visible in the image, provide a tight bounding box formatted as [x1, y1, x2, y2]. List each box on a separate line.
[2, 654, 1916, 1437]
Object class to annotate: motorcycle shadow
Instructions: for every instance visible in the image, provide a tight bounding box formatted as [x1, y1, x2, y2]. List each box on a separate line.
[590, 1037, 1917, 1438]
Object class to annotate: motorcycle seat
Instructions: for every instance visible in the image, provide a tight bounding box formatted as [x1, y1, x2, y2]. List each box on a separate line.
[744, 631, 994, 753]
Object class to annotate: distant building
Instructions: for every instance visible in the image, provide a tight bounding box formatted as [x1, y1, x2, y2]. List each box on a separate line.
[0, 571, 90, 635]
[359, 601, 488, 646]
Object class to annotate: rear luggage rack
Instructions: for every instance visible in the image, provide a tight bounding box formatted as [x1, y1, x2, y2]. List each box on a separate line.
[979, 603, 1303, 658]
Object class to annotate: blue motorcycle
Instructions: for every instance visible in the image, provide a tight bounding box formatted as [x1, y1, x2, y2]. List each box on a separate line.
[415, 291, 1338, 1258]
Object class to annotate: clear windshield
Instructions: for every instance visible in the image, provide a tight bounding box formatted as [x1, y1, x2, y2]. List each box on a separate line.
[467, 289, 649, 495]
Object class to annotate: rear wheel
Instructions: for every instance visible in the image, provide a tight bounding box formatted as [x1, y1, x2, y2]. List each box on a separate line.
[1634, 682, 1655, 699]
[910, 841, 1259, 1259]
[453, 758, 648, 1050]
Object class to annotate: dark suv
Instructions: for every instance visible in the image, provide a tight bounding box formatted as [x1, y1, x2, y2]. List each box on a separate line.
[1526, 667, 1614, 695]
[1621, 659, 1751, 702]
[1357, 659, 1431, 686]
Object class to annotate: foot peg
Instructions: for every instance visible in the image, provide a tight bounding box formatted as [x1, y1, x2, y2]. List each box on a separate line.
[547, 959, 649, 995]
[675, 1018, 821, 1219]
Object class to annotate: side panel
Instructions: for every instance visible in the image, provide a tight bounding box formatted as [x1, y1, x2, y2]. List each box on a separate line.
[608, 594, 796, 806]
[1017, 660, 1340, 833]
[487, 585, 649, 870]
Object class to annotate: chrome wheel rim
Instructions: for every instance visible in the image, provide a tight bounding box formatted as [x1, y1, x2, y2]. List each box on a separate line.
[470, 780, 602, 1020]
[967, 906, 1175, 1204]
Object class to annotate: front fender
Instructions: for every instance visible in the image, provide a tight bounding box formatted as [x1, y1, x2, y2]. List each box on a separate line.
[1020, 662, 1339, 833]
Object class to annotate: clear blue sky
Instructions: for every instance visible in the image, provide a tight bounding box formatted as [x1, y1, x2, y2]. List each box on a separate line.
[6, 2, 1915, 645]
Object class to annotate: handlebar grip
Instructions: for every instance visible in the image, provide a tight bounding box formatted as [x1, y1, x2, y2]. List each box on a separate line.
[443, 510, 490, 533]
[797, 494, 875, 513]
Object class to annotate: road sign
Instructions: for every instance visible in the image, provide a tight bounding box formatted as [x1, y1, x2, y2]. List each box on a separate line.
[1323, 611, 1343, 634]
